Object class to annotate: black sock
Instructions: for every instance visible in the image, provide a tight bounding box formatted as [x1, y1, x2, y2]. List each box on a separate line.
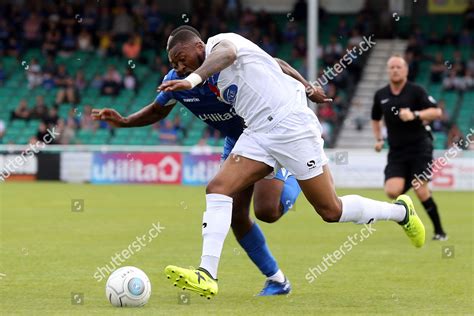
[421, 197, 445, 235]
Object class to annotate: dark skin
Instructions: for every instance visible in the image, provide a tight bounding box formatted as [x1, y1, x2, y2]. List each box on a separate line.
[157, 35, 348, 223]
[162, 38, 332, 103]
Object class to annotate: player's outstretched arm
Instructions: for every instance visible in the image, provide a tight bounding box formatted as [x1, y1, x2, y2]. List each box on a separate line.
[91, 102, 175, 128]
[158, 40, 237, 92]
[274, 58, 332, 104]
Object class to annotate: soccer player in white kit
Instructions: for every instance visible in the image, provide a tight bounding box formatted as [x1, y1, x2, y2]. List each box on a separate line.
[159, 30, 426, 299]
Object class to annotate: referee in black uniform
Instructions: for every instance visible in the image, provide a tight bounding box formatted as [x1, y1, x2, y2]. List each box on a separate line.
[371, 55, 447, 240]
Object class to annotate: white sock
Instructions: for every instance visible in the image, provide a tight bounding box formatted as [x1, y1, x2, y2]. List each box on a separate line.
[267, 269, 285, 283]
[199, 193, 233, 279]
[339, 195, 406, 224]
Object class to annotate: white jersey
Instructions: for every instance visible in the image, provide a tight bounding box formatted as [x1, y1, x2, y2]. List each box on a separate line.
[205, 33, 307, 132]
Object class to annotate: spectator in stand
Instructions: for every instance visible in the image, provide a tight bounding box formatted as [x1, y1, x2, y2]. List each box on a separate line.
[458, 28, 473, 46]
[23, 12, 43, 48]
[30, 96, 48, 121]
[443, 69, 463, 91]
[447, 124, 463, 148]
[318, 102, 337, 125]
[27, 58, 42, 90]
[0, 62, 5, 86]
[122, 34, 142, 60]
[428, 31, 442, 45]
[0, 20, 9, 54]
[90, 74, 103, 89]
[467, 53, 474, 73]
[430, 53, 446, 83]
[324, 35, 343, 64]
[465, 1, 474, 30]
[11, 99, 30, 120]
[75, 70, 87, 91]
[460, 69, 474, 91]
[98, 32, 115, 57]
[57, 118, 76, 144]
[44, 106, 59, 127]
[405, 36, 422, 60]
[59, 26, 77, 57]
[101, 65, 122, 96]
[36, 122, 49, 142]
[42, 22, 61, 56]
[61, 4, 77, 29]
[6, 37, 21, 57]
[405, 51, 419, 81]
[432, 100, 450, 133]
[292, 34, 306, 58]
[80, 105, 97, 130]
[261, 35, 277, 56]
[42, 71, 56, 90]
[123, 69, 137, 91]
[158, 119, 178, 145]
[112, 6, 134, 43]
[413, 26, 427, 47]
[77, 29, 94, 51]
[442, 24, 458, 45]
[452, 50, 466, 75]
[54, 64, 77, 104]
[42, 55, 57, 75]
[146, 3, 163, 32]
[348, 29, 363, 46]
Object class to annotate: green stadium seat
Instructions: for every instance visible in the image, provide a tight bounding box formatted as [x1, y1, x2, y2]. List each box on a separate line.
[9, 120, 27, 129]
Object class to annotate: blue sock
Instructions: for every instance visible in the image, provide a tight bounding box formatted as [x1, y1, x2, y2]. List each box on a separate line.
[238, 223, 279, 277]
[280, 175, 301, 213]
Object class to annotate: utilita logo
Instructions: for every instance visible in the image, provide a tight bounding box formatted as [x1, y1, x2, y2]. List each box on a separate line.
[92, 154, 181, 183]
[198, 112, 236, 122]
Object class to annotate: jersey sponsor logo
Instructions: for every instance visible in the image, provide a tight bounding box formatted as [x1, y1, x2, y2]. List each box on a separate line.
[198, 112, 237, 122]
[182, 97, 200, 102]
[223, 84, 238, 105]
[381, 98, 390, 104]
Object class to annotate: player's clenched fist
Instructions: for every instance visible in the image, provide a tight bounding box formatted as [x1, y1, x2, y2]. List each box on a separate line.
[91, 108, 127, 127]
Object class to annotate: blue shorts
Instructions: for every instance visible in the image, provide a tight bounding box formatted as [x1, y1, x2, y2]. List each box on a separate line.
[221, 136, 290, 181]
[221, 136, 237, 161]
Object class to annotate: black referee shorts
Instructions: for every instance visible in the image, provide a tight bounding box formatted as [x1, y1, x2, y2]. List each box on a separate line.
[384, 143, 434, 193]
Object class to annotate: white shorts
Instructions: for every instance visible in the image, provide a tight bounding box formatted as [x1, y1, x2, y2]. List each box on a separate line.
[231, 107, 329, 180]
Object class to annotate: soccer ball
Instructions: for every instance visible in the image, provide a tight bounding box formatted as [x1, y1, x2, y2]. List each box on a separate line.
[105, 266, 151, 307]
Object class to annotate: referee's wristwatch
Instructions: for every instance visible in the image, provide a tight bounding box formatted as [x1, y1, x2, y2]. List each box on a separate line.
[414, 111, 421, 121]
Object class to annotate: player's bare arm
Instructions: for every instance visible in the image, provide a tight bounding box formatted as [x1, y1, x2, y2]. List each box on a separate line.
[159, 40, 237, 92]
[274, 58, 332, 104]
[399, 107, 442, 122]
[91, 101, 176, 128]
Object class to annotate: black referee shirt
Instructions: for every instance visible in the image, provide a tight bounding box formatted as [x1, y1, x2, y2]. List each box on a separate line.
[371, 81, 437, 150]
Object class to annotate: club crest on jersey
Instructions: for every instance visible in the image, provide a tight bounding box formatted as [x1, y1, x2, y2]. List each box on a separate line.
[223, 84, 238, 105]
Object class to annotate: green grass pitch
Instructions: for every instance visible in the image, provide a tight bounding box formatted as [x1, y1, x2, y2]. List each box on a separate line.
[0, 182, 472, 315]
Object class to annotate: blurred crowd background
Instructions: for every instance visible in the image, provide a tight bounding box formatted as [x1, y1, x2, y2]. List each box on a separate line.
[0, 0, 472, 149]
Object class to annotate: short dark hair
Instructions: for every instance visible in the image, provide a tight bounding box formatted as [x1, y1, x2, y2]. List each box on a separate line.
[169, 25, 201, 38]
[167, 29, 201, 51]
